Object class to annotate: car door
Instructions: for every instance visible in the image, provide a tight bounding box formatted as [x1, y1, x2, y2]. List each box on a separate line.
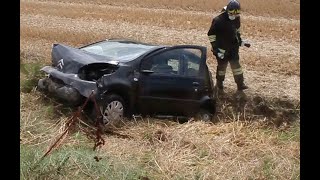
[137, 45, 207, 116]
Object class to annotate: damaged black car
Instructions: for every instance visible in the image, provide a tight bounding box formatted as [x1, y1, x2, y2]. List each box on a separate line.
[38, 39, 216, 122]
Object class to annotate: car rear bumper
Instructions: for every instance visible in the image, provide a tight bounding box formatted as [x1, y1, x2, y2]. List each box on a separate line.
[38, 66, 98, 104]
[38, 77, 83, 104]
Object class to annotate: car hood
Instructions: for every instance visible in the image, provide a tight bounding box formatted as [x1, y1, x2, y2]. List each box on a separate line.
[51, 44, 120, 74]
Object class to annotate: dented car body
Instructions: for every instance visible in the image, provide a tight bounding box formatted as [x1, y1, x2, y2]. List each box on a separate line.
[38, 39, 216, 121]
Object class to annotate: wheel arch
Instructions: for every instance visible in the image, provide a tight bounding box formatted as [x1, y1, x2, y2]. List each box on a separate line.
[199, 96, 216, 115]
[100, 84, 134, 116]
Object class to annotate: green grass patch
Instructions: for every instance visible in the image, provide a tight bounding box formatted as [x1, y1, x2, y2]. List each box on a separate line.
[20, 62, 46, 93]
[261, 121, 300, 143]
[262, 157, 276, 179]
[20, 144, 149, 180]
[278, 122, 300, 142]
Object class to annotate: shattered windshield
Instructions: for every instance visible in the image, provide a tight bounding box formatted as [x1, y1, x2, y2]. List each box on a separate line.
[80, 41, 158, 62]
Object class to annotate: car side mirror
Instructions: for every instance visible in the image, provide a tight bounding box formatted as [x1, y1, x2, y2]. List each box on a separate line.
[141, 69, 154, 74]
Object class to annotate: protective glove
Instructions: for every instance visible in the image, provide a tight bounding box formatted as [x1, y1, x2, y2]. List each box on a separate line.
[216, 48, 226, 59]
[211, 43, 225, 59]
[241, 41, 251, 48]
[217, 52, 225, 59]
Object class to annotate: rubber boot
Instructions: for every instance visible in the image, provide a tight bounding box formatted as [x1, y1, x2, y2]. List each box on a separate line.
[217, 80, 223, 90]
[237, 82, 248, 91]
[216, 80, 225, 95]
[234, 74, 248, 91]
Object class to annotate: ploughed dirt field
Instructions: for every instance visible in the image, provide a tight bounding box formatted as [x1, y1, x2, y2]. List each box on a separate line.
[20, 0, 300, 179]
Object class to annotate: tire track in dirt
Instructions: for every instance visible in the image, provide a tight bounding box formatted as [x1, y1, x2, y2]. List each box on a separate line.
[20, 0, 300, 20]
[21, 0, 300, 43]
[21, 0, 300, 22]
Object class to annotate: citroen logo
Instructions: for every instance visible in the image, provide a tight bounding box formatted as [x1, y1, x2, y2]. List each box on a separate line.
[57, 59, 64, 69]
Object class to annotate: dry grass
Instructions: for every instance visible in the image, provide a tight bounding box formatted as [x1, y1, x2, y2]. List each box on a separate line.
[20, 0, 300, 179]
[108, 119, 300, 179]
[20, 90, 299, 179]
[35, 0, 300, 19]
[21, 1, 299, 42]
[20, 92, 71, 146]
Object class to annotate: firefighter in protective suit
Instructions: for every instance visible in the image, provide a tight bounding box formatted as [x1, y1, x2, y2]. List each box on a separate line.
[207, 0, 251, 92]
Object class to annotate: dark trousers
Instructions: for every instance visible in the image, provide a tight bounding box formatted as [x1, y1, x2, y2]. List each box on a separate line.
[215, 48, 244, 85]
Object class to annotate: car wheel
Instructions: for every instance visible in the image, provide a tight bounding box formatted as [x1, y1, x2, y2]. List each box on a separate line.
[196, 110, 213, 122]
[101, 94, 126, 127]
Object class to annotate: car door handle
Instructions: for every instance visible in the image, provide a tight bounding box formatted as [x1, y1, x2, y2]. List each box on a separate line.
[192, 82, 199, 86]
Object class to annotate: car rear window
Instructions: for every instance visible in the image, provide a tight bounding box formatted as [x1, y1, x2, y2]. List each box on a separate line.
[80, 41, 158, 62]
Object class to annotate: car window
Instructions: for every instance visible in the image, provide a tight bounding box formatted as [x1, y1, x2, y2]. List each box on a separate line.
[141, 48, 203, 76]
[80, 41, 157, 62]
[142, 49, 183, 75]
[181, 48, 202, 77]
[150, 56, 179, 75]
[186, 61, 200, 77]
[168, 59, 179, 72]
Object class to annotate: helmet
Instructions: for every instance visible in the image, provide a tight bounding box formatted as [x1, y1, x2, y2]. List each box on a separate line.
[221, 6, 227, 12]
[226, 0, 241, 15]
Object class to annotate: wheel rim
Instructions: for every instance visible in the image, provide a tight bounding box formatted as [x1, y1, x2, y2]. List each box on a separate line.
[202, 114, 210, 121]
[102, 100, 124, 124]
[201, 113, 211, 121]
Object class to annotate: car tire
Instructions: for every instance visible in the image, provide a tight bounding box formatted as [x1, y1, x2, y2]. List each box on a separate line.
[196, 109, 214, 122]
[100, 94, 127, 128]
